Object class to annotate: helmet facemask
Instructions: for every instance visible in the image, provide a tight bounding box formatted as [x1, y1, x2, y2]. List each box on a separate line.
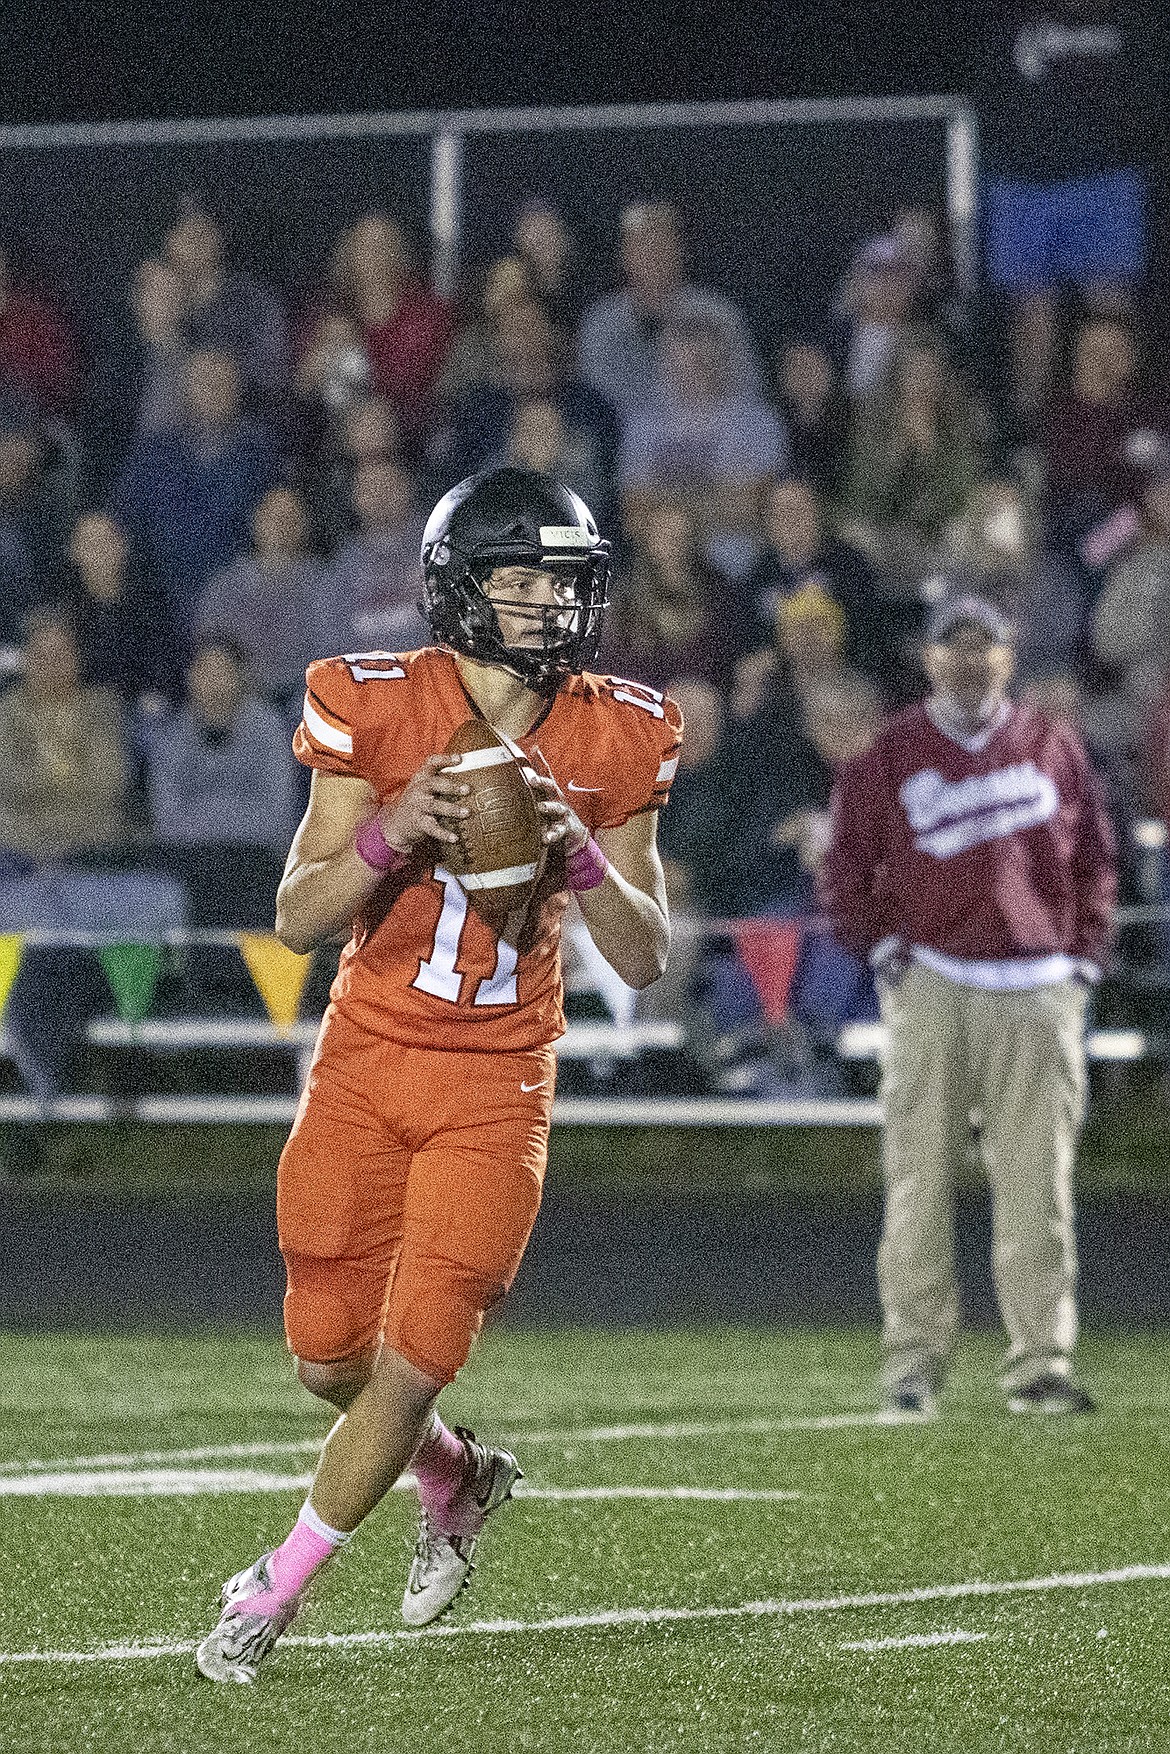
[425, 542, 610, 693]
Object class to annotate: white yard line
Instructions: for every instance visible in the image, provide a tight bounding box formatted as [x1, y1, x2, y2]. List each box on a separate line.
[0, 1408, 927, 1478]
[840, 1629, 989, 1652]
[0, 1564, 1164, 1668]
[0, 1466, 802, 1502]
[0, 1438, 326, 1474]
[517, 1411, 931, 1442]
[0, 1467, 318, 1497]
[515, 1486, 802, 1502]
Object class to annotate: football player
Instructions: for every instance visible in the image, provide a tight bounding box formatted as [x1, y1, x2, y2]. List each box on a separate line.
[197, 466, 683, 1682]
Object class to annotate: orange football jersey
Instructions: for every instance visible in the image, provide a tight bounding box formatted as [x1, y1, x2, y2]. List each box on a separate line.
[294, 647, 684, 1051]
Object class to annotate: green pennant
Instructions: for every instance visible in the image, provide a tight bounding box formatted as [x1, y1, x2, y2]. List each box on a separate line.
[99, 943, 163, 1023]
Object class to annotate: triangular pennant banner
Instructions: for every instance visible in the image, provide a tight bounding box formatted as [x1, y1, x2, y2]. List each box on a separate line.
[733, 919, 803, 1025]
[238, 933, 312, 1033]
[99, 943, 164, 1023]
[0, 933, 24, 1018]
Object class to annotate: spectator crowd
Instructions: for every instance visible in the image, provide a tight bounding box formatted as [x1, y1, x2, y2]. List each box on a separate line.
[0, 3, 1164, 1093]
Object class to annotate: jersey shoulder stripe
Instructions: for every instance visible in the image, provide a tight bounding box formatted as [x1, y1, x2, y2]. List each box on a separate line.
[302, 690, 354, 755]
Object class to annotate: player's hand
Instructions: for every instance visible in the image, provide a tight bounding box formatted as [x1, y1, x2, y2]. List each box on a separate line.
[523, 767, 589, 855]
[376, 754, 470, 853]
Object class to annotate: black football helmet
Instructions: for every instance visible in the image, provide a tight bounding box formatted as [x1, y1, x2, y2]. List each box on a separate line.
[420, 467, 611, 692]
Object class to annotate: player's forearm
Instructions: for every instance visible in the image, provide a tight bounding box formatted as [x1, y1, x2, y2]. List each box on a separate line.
[275, 846, 382, 955]
[575, 870, 671, 990]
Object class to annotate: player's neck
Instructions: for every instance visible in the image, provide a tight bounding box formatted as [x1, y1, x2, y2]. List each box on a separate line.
[454, 655, 549, 738]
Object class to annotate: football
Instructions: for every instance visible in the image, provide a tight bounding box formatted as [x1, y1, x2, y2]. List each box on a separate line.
[439, 718, 546, 925]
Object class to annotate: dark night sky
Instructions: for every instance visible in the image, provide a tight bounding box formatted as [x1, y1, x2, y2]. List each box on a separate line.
[2, 3, 989, 124]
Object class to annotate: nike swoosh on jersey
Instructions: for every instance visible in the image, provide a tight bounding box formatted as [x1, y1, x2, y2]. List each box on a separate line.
[566, 781, 602, 792]
[520, 1079, 549, 1092]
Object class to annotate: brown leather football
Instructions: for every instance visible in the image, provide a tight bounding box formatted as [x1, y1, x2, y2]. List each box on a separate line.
[439, 718, 546, 925]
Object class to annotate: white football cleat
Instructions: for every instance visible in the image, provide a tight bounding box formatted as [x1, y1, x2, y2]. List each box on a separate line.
[402, 1427, 523, 1628]
[195, 1553, 300, 1684]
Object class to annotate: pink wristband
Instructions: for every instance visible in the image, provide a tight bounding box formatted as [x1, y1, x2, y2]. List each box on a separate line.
[354, 816, 408, 874]
[566, 835, 609, 892]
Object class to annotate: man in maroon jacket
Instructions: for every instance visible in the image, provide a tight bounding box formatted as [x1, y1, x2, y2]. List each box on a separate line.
[820, 593, 1116, 1416]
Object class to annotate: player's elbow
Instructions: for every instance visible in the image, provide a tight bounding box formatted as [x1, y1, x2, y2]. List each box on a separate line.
[274, 910, 316, 957]
[617, 921, 671, 990]
[274, 886, 319, 957]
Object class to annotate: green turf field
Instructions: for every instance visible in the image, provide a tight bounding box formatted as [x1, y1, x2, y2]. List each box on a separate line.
[3, 1324, 1169, 1753]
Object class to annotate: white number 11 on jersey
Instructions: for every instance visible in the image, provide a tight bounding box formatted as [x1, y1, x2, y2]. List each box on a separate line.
[412, 868, 519, 1006]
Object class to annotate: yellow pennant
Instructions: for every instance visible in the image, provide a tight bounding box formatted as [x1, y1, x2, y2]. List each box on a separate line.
[0, 933, 22, 1017]
[237, 933, 312, 1034]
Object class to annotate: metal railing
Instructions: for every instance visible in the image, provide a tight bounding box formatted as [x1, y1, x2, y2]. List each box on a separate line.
[0, 94, 979, 300]
[0, 897, 1162, 1127]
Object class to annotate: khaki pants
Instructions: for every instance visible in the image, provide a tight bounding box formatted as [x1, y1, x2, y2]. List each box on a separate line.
[878, 963, 1087, 1395]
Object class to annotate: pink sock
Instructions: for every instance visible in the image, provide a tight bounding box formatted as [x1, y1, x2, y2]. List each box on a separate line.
[413, 1417, 478, 1535]
[237, 1511, 345, 1615]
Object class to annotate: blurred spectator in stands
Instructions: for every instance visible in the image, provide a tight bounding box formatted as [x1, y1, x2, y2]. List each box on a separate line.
[196, 486, 327, 712]
[976, 1, 1157, 429]
[656, 676, 739, 919]
[149, 635, 295, 851]
[0, 607, 184, 1095]
[1085, 470, 1170, 789]
[773, 334, 849, 497]
[495, 398, 613, 532]
[0, 606, 126, 865]
[58, 510, 175, 703]
[1140, 678, 1170, 893]
[841, 328, 986, 592]
[317, 455, 428, 655]
[944, 477, 1086, 677]
[0, 512, 32, 664]
[1020, 668, 1138, 894]
[302, 394, 401, 553]
[1044, 314, 1167, 555]
[512, 196, 584, 331]
[0, 386, 77, 610]
[317, 213, 452, 439]
[113, 346, 278, 646]
[728, 668, 885, 915]
[163, 203, 289, 407]
[637, 675, 742, 1043]
[742, 477, 907, 699]
[1139, 686, 1170, 947]
[1092, 470, 1170, 690]
[0, 392, 39, 649]
[146, 635, 296, 924]
[0, 243, 79, 419]
[732, 576, 852, 726]
[697, 668, 884, 1092]
[579, 201, 764, 424]
[620, 313, 786, 579]
[598, 495, 737, 692]
[439, 296, 618, 521]
[893, 206, 970, 353]
[438, 256, 533, 402]
[291, 307, 374, 472]
[836, 230, 921, 400]
[85, 257, 190, 500]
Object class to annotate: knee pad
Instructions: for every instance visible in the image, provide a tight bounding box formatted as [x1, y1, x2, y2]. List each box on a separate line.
[387, 1260, 504, 1387]
[283, 1253, 386, 1364]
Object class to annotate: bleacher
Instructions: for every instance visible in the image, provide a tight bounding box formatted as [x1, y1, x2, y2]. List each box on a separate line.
[0, 881, 1163, 1126]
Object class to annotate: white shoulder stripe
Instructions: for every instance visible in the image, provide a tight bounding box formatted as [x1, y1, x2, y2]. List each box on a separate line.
[656, 755, 679, 783]
[302, 696, 353, 756]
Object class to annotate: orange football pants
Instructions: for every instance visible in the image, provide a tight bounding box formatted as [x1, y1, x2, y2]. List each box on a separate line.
[277, 1006, 555, 1385]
